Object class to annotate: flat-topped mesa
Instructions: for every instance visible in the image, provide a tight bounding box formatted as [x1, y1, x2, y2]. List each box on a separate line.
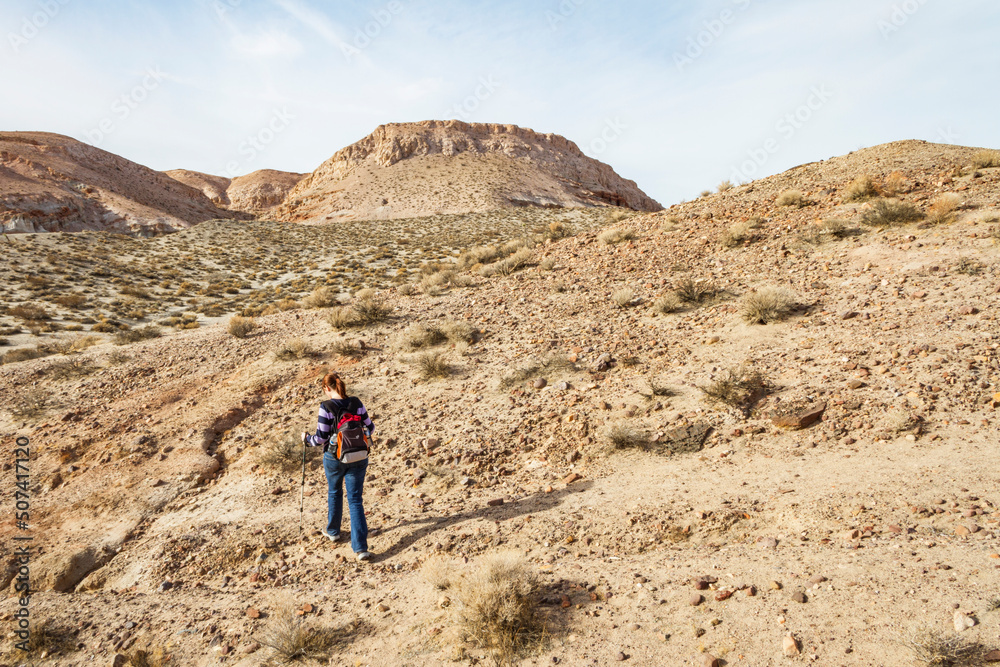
[278, 120, 662, 223]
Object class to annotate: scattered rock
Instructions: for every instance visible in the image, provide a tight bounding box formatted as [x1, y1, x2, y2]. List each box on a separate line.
[662, 423, 713, 454]
[702, 654, 720, 667]
[689, 594, 703, 606]
[772, 403, 827, 430]
[791, 589, 807, 604]
[953, 611, 976, 632]
[246, 607, 261, 619]
[783, 634, 800, 657]
[533, 378, 547, 389]
[487, 498, 505, 507]
[563, 472, 582, 484]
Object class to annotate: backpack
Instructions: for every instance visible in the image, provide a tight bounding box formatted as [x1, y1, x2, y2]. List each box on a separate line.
[334, 400, 371, 463]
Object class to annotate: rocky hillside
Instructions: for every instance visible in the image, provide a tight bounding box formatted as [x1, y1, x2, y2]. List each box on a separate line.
[0, 133, 240, 235]
[277, 120, 663, 223]
[1, 140, 999, 666]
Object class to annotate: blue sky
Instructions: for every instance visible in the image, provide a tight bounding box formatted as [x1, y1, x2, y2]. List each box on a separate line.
[2, 0, 998, 205]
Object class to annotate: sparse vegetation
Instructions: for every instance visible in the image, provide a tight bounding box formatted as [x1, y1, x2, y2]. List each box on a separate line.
[971, 149, 1000, 169]
[330, 340, 363, 358]
[900, 627, 988, 667]
[598, 228, 636, 245]
[843, 175, 879, 202]
[113, 325, 162, 346]
[1, 345, 54, 365]
[776, 189, 808, 207]
[421, 555, 455, 590]
[350, 295, 392, 326]
[719, 219, 761, 248]
[611, 287, 635, 308]
[301, 286, 341, 309]
[883, 170, 906, 195]
[717, 180, 734, 193]
[927, 193, 962, 225]
[227, 315, 257, 338]
[602, 423, 650, 450]
[456, 552, 543, 667]
[480, 247, 534, 277]
[860, 198, 925, 227]
[410, 350, 452, 380]
[327, 306, 359, 329]
[257, 605, 362, 665]
[499, 354, 576, 390]
[675, 278, 716, 305]
[258, 432, 319, 471]
[9, 387, 50, 420]
[701, 364, 770, 412]
[740, 286, 797, 324]
[955, 258, 984, 276]
[801, 218, 855, 244]
[274, 338, 312, 361]
[651, 292, 682, 315]
[640, 376, 677, 402]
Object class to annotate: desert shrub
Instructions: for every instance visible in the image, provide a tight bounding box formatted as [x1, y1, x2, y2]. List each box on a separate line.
[971, 149, 1000, 169]
[397, 283, 416, 296]
[9, 304, 50, 321]
[640, 377, 678, 401]
[398, 323, 448, 351]
[652, 293, 683, 315]
[543, 221, 569, 241]
[675, 278, 715, 304]
[48, 357, 97, 381]
[927, 193, 962, 225]
[351, 296, 392, 326]
[598, 228, 635, 245]
[258, 432, 319, 471]
[53, 294, 88, 309]
[8, 387, 50, 420]
[257, 604, 361, 665]
[776, 189, 808, 207]
[1, 346, 54, 365]
[717, 180, 734, 193]
[409, 351, 451, 381]
[113, 326, 161, 346]
[327, 307, 359, 330]
[330, 340, 362, 358]
[955, 258, 984, 276]
[91, 322, 118, 333]
[481, 248, 534, 277]
[602, 424, 650, 450]
[701, 364, 770, 412]
[900, 627, 988, 667]
[274, 338, 312, 361]
[843, 175, 879, 202]
[23, 618, 76, 660]
[421, 555, 455, 590]
[860, 198, 925, 227]
[302, 286, 341, 309]
[118, 644, 170, 667]
[458, 245, 505, 270]
[108, 349, 131, 365]
[457, 552, 543, 667]
[439, 320, 475, 343]
[720, 221, 757, 248]
[740, 286, 797, 324]
[611, 288, 635, 308]
[121, 285, 152, 300]
[228, 315, 256, 339]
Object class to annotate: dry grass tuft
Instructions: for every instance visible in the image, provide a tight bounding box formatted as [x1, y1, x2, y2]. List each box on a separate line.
[456, 552, 543, 667]
[409, 350, 452, 381]
[258, 432, 318, 471]
[602, 424, 651, 450]
[598, 228, 636, 245]
[843, 175, 880, 202]
[927, 193, 962, 225]
[611, 287, 635, 308]
[112, 325, 161, 346]
[274, 338, 312, 361]
[740, 287, 797, 324]
[717, 180, 734, 193]
[701, 364, 770, 412]
[499, 354, 576, 390]
[900, 627, 988, 667]
[257, 605, 363, 665]
[228, 315, 257, 339]
[351, 296, 392, 326]
[326, 306, 358, 330]
[861, 198, 925, 227]
[652, 293, 683, 315]
[675, 278, 716, 305]
[119, 642, 171, 667]
[302, 286, 342, 309]
[971, 149, 1000, 169]
[8, 387, 50, 420]
[776, 189, 808, 207]
[719, 219, 760, 248]
[883, 171, 906, 196]
[480, 248, 534, 277]
[421, 555, 456, 590]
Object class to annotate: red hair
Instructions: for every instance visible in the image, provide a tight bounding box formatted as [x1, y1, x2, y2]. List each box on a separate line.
[322, 372, 347, 398]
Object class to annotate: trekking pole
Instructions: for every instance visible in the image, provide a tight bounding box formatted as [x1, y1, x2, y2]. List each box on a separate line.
[299, 435, 307, 537]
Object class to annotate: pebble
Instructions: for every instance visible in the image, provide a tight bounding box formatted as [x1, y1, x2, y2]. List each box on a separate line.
[702, 654, 720, 667]
[983, 649, 1000, 662]
[758, 537, 778, 549]
[783, 634, 800, 657]
[689, 594, 703, 606]
[770, 581, 782, 590]
[616, 651, 627, 661]
[533, 378, 547, 389]
[246, 607, 260, 619]
[487, 498, 504, 507]
[953, 611, 976, 632]
[377, 603, 390, 612]
[791, 589, 807, 604]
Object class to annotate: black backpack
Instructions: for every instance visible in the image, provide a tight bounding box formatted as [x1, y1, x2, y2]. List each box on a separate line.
[333, 399, 371, 463]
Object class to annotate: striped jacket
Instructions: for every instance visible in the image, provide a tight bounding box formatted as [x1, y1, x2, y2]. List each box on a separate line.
[305, 397, 375, 453]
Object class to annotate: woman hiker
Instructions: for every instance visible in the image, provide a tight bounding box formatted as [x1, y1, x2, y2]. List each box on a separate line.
[301, 372, 375, 562]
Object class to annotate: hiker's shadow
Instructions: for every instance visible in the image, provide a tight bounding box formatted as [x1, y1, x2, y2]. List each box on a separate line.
[374, 481, 594, 561]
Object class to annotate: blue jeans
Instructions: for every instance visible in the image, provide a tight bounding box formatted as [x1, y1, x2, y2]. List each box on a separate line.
[323, 454, 368, 553]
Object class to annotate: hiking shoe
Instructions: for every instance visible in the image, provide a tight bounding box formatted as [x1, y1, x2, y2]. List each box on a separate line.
[356, 551, 373, 562]
[323, 531, 344, 543]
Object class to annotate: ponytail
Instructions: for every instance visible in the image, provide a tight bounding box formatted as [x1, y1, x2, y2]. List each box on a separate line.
[322, 372, 347, 398]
